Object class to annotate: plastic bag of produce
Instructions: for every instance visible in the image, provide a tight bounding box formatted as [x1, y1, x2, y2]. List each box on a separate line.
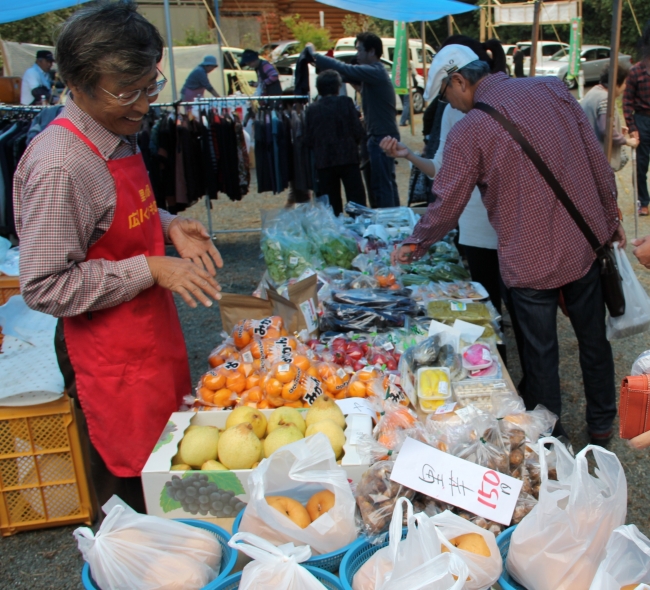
[507, 437, 627, 590]
[228, 532, 326, 590]
[239, 433, 358, 555]
[74, 503, 222, 590]
[606, 245, 650, 340]
[319, 301, 407, 332]
[589, 525, 650, 590]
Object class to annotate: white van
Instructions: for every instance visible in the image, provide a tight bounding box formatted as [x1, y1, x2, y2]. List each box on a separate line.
[334, 37, 435, 77]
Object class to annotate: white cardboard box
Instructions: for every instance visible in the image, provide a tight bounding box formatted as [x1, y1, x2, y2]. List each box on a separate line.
[142, 410, 371, 519]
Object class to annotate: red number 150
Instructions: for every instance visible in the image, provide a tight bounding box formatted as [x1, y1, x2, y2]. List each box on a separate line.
[477, 470, 500, 509]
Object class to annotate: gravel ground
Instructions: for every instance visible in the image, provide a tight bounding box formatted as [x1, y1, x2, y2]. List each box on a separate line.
[3, 109, 650, 588]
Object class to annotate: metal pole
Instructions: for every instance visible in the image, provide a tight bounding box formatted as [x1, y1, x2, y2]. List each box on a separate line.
[212, 0, 227, 97]
[406, 26, 415, 136]
[162, 0, 178, 101]
[529, 0, 542, 77]
[480, 4, 486, 43]
[604, 0, 623, 163]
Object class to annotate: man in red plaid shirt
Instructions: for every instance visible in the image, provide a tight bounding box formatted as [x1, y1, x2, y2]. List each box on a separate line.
[623, 25, 650, 215]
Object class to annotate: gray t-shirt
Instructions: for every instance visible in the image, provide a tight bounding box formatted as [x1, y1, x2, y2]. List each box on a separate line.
[313, 54, 398, 138]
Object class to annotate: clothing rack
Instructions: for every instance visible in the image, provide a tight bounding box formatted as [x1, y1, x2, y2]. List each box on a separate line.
[152, 94, 311, 238]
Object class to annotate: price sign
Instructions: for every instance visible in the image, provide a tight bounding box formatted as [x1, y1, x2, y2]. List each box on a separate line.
[336, 398, 376, 419]
[390, 438, 523, 525]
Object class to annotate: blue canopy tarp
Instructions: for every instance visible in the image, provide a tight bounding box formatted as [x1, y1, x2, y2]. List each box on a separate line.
[0, 0, 91, 24]
[315, 0, 477, 22]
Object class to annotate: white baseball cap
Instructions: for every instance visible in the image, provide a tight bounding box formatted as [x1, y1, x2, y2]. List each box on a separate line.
[424, 45, 481, 101]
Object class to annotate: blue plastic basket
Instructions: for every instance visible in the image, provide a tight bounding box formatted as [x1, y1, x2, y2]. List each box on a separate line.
[232, 508, 355, 573]
[339, 528, 408, 590]
[496, 525, 526, 590]
[81, 519, 237, 590]
[208, 565, 344, 590]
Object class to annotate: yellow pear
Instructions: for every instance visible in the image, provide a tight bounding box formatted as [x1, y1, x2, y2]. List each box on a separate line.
[178, 426, 219, 468]
[305, 419, 346, 459]
[226, 406, 267, 439]
[201, 459, 228, 471]
[267, 407, 306, 435]
[305, 395, 346, 429]
[263, 424, 304, 458]
[217, 423, 262, 469]
[170, 464, 191, 471]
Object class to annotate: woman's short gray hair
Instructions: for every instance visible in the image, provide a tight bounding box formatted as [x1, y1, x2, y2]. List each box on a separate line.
[447, 59, 491, 86]
[56, 0, 164, 96]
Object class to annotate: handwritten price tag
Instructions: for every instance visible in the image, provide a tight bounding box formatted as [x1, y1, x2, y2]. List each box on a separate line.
[390, 438, 523, 526]
[335, 398, 376, 419]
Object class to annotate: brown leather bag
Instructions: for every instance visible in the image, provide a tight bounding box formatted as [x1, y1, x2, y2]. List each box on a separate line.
[619, 374, 650, 439]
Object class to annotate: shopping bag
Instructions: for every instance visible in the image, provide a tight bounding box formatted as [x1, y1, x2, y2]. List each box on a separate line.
[607, 245, 650, 340]
[589, 525, 650, 590]
[429, 510, 502, 590]
[74, 504, 222, 590]
[228, 532, 326, 590]
[239, 432, 358, 554]
[506, 437, 627, 590]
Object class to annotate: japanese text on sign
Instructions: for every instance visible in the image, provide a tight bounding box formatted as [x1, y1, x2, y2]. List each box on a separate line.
[390, 437, 523, 525]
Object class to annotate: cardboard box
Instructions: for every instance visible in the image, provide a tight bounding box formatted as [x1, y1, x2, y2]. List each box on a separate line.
[142, 409, 370, 519]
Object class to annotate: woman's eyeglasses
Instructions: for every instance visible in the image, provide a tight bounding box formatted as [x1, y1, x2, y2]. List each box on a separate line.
[100, 69, 167, 106]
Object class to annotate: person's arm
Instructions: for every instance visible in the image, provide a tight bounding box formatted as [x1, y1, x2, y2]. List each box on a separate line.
[596, 100, 634, 147]
[261, 62, 280, 87]
[393, 129, 479, 263]
[312, 53, 385, 85]
[380, 136, 436, 177]
[623, 68, 637, 135]
[197, 68, 218, 96]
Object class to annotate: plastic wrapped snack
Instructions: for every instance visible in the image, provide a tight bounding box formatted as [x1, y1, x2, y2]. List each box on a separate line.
[426, 300, 493, 323]
[355, 461, 416, 536]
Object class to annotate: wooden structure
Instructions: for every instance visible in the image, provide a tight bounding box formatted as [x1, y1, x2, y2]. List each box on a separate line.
[220, 0, 354, 43]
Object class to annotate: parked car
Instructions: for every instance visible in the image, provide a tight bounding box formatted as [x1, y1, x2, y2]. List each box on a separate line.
[334, 36, 435, 77]
[515, 40, 570, 76]
[502, 44, 516, 75]
[535, 45, 632, 89]
[222, 47, 258, 93]
[269, 40, 300, 62]
[275, 50, 426, 112]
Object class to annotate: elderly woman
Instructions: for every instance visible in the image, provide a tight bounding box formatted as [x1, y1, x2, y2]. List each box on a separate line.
[14, 1, 223, 514]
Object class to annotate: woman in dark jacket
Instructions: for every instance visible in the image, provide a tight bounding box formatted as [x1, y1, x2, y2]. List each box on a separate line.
[305, 69, 366, 215]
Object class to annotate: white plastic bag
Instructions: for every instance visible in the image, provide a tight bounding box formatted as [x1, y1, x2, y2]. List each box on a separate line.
[74, 504, 222, 590]
[429, 510, 502, 590]
[228, 532, 326, 590]
[607, 244, 650, 340]
[507, 437, 627, 590]
[589, 525, 650, 590]
[239, 432, 358, 554]
[353, 498, 468, 590]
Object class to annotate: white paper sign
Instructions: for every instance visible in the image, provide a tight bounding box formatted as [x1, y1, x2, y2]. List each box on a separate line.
[453, 319, 485, 343]
[336, 398, 376, 419]
[299, 299, 319, 334]
[390, 438, 523, 526]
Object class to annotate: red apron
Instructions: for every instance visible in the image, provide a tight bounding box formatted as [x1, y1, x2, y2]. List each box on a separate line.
[51, 118, 191, 478]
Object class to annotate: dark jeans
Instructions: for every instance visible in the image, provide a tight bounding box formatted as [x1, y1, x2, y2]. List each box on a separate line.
[54, 320, 147, 519]
[463, 246, 501, 313]
[507, 262, 616, 435]
[316, 163, 367, 216]
[367, 134, 400, 208]
[635, 113, 650, 207]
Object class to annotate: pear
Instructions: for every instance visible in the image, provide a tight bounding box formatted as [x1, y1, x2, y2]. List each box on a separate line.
[267, 407, 306, 435]
[201, 459, 228, 471]
[171, 452, 183, 466]
[178, 426, 219, 468]
[263, 424, 304, 458]
[306, 420, 346, 459]
[218, 423, 262, 469]
[305, 395, 346, 429]
[226, 406, 267, 439]
[171, 464, 191, 471]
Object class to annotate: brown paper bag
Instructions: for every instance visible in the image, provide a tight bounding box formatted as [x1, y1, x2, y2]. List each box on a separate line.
[218, 294, 273, 334]
[267, 274, 319, 335]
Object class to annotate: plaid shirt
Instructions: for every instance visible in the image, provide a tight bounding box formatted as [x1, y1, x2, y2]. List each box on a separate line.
[14, 98, 175, 317]
[623, 61, 650, 133]
[404, 73, 619, 290]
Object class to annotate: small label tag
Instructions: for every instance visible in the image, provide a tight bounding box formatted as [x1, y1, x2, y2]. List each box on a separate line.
[289, 256, 299, 265]
[388, 373, 398, 384]
[482, 348, 492, 362]
[242, 351, 254, 363]
[438, 381, 449, 395]
[450, 301, 467, 312]
[336, 368, 347, 379]
[362, 365, 373, 373]
[435, 402, 457, 415]
[279, 363, 290, 372]
[299, 299, 319, 334]
[383, 342, 394, 351]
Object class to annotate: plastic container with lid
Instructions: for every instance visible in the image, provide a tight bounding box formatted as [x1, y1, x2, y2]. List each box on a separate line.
[416, 367, 451, 413]
[452, 378, 515, 413]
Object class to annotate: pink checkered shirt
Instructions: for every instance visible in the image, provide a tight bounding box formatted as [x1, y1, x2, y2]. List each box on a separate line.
[404, 72, 620, 290]
[14, 98, 175, 317]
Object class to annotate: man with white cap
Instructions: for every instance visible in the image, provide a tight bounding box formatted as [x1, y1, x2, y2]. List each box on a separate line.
[180, 55, 220, 102]
[391, 44, 625, 446]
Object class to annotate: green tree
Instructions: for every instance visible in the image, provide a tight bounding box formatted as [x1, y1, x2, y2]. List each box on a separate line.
[281, 14, 332, 51]
[0, 7, 75, 46]
[174, 26, 215, 47]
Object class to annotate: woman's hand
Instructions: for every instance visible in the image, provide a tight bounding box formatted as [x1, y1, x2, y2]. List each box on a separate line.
[380, 136, 410, 159]
[629, 429, 650, 450]
[168, 217, 223, 276]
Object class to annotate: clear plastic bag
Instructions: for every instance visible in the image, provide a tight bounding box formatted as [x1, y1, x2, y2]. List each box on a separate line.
[228, 532, 326, 590]
[606, 245, 650, 340]
[589, 525, 650, 590]
[507, 437, 628, 590]
[239, 433, 358, 555]
[631, 350, 650, 375]
[74, 503, 222, 590]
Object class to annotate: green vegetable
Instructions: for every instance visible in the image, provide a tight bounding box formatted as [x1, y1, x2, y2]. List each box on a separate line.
[319, 231, 358, 269]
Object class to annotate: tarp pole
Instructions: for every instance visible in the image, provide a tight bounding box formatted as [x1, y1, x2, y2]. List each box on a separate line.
[407, 26, 415, 136]
[480, 4, 486, 43]
[163, 0, 178, 101]
[604, 0, 623, 163]
[529, 0, 541, 76]
[421, 21, 427, 83]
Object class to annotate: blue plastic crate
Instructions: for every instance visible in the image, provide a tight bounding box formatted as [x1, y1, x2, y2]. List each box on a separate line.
[81, 519, 237, 589]
[208, 565, 344, 590]
[339, 528, 408, 590]
[232, 508, 355, 573]
[496, 525, 527, 590]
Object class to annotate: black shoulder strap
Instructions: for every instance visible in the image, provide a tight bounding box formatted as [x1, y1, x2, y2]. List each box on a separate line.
[473, 101, 602, 253]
